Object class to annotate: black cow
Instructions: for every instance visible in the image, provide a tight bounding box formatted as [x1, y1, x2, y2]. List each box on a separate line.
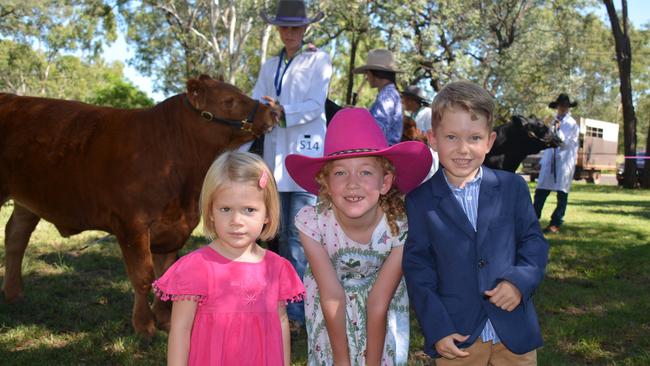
[485, 115, 562, 172]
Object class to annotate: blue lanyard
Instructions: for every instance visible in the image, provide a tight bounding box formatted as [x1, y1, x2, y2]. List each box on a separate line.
[274, 48, 296, 97]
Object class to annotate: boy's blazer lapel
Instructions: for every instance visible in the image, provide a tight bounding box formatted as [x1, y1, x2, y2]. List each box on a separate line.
[476, 167, 501, 248]
[430, 170, 476, 240]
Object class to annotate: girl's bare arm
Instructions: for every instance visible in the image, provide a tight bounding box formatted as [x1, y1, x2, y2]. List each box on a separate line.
[366, 245, 404, 366]
[278, 303, 291, 366]
[167, 300, 198, 366]
[299, 231, 351, 366]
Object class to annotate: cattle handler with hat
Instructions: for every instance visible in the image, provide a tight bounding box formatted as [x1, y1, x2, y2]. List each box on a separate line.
[353, 49, 404, 146]
[533, 93, 580, 234]
[246, 0, 333, 331]
[401, 85, 432, 134]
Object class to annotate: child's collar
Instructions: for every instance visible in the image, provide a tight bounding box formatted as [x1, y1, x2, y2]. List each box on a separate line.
[279, 42, 318, 61]
[442, 166, 483, 190]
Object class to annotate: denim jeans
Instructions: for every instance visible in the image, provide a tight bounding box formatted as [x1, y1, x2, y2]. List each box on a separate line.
[279, 191, 316, 324]
[533, 188, 569, 227]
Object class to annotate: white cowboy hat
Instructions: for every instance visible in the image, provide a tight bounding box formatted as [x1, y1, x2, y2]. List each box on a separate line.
[352, 49, 403, 74]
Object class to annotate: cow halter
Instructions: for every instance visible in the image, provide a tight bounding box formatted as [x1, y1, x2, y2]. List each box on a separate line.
[183, 94, 261, 137]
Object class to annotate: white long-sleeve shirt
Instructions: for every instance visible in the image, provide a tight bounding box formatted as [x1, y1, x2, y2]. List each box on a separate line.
[250, 47, 332, 192]
[413, 106, 432, 133]
[537, 113, 580, 192]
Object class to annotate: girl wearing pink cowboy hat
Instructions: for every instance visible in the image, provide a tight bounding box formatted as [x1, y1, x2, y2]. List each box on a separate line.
[285, 108, 431, 365]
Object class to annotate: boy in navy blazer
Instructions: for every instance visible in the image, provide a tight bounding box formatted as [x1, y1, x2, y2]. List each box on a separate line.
[403, 81, 549, 365]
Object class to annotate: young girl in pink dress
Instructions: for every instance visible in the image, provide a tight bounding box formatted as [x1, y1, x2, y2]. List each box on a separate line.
[285, 108, 432, 365]
[153, 151, 305, 366]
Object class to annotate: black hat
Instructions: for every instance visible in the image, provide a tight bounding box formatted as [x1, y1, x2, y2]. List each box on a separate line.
[261, 0, 324, 26]
[548, 93, 578, 108]
[401, 85, 429, 106]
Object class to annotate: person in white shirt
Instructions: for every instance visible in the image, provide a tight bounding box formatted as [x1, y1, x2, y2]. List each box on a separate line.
[533, 94, 580, 234]
[401, 85, 432, 134]
[402, 85, 439, 180]
[245, 0, 332, 329]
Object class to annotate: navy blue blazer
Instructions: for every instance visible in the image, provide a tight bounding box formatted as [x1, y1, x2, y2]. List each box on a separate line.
[403, 167, 549, 357]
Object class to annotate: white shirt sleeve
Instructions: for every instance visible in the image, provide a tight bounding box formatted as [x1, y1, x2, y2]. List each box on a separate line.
[559, 117, 579, 152]
[283, 51, 332, 127]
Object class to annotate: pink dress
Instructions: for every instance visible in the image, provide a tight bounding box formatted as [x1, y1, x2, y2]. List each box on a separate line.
[153, 246, 305, 365]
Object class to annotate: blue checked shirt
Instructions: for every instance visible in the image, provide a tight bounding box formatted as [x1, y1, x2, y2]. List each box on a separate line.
[369, 83, 403, 146]
[443, 167, 501, 345]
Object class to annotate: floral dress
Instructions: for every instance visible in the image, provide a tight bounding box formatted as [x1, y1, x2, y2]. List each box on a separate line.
[295, 205, 410, 366]
[153, 246, 304, 366]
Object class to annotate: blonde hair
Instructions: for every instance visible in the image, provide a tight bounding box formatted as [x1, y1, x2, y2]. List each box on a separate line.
[430, 80, 495, 131]
[199, 151, 280, 241]
[314, 156, 405, 236]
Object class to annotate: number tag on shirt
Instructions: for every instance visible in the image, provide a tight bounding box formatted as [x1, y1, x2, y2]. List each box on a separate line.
[298, 135, 321, 153]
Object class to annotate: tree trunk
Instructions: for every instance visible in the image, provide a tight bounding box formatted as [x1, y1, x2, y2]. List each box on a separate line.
[346, 33, 359, 105]
[642, 124, 650, 188]
[260, 24, 272, 67]
[604, 0, 638, 189]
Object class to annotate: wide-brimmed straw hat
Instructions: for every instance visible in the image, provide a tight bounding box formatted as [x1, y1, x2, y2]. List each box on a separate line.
[261, 0, 324, 26]
[352, 49, 403, 74]
[285, 108, 432, 195]
[548, 93, 578, 108]
[401, 85, 430, 106]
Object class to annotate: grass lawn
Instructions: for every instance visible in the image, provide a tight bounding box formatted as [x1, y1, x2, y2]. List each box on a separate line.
[1, 182, 649, 365]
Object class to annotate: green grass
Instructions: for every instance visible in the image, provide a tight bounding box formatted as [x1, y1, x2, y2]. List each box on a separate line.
[1, 183, 649, 365]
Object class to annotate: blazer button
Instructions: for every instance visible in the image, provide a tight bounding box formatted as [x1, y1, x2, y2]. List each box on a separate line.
[478, 259, 487, 268]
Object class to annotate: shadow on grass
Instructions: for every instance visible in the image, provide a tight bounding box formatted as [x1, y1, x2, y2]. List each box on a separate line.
[3, 231, 213, 332]
[0, 246, 170, 365]
[537, 231, 650, 365]
[545, 221, 648, 246]
[569, 199, 650, 220]
[2, 251, 132, 332]
[0, 230, 240, 365]
[0, 326, 168, 366]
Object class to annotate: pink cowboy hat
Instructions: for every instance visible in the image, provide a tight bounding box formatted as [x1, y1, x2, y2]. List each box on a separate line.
[285, 107, 432, 195]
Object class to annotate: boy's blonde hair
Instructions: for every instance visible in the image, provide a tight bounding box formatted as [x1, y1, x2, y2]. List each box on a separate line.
[314, 156, 405, 236]
[430, 80, 495, 131]
[199, 151, 280, 241]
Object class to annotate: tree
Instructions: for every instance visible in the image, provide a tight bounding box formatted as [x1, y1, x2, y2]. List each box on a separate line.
[604, 0, 638, 188]
[87, 77, 154, 108]
[121, 0, 271, 94]
[630, 25, 650, 188]
[0, 39, 130, 101]
[313, 0, 375, 105]
[0, 0, 116, 97]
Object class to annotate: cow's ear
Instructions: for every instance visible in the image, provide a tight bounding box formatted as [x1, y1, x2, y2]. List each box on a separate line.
[187, 78, 206, 108]
[215, 74, 225, 82]
[512, 115, 524, 127]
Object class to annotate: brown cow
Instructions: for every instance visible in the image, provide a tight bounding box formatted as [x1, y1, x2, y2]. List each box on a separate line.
[0, 75, 275, 336]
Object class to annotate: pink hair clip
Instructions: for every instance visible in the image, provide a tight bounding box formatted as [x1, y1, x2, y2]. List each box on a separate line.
[259, 170, 268, 189]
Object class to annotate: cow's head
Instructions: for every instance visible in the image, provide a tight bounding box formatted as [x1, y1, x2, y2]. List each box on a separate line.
[512, 115, 563, 150]
[186, 75, 275, 140]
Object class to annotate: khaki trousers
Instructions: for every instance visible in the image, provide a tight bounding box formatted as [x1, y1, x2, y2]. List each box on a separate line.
[435, 339, 537, 366]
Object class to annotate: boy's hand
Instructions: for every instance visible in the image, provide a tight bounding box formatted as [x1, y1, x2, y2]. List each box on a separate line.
[484, 280, 522, 311]
[435, 334, 470, 359]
